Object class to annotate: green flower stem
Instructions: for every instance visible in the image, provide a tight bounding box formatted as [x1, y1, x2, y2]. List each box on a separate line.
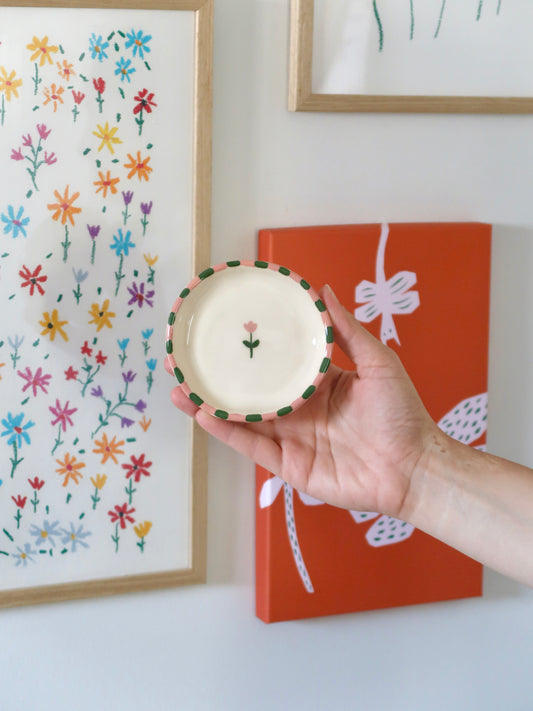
[72, 104, 80, 123]
[73, 283, 82, 304]
[90, 239, 96, 265]
[51, 425, 64, 456]
[119, 350, 128, 367]
[10, 441, 23, 478]
[477, 0, 483, 20]
[10, 347, 21, 369]
[141, 214, 149, 236]
[435, 0, 447, 38]
[135, 109, 145, 136]
[142, 340, 150, 356]
[31, 491, 39, 514]
[62, 225, 71, 262]
[146, 370, 153, 394]
[147, 266, 155, 285]
[78, 360, 101, 397]
[112, 522, 120, 552]
[122, 204, 130, 226]
[25, 136, 45, 192]
[91, 383, 136, 437]
[91, 487, 101, 510]
[373, 0, 383, 52]
[125, 479, 136, 505]
[14, 508, 22, 529]
[96, 92, 103, 112]
[114, 254, 125, 296]
[32, 63, 41, 95]
[136, 536, 146, 553]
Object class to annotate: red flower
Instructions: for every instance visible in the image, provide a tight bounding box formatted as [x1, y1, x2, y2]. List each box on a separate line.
[72, 90, 85, 105]
[28, 477, 45, 490]
[19, 264, 48, 296]
[108, 503, 135, 529]
[121, 453, 152, 483]
[95, 350, 107, 365]
[81, 340, 93, 356]
[12, 495, 27, 509]
[93, 77, 105, 94]
[133, 88, 157, 115]
[64, 366, 79, 380]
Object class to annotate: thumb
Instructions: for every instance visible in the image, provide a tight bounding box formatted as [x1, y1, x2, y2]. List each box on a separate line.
[320, 284, 392, 370]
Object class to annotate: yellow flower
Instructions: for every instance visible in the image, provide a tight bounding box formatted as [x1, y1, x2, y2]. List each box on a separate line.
[56, 452, 85, 487]
[27, 36, 59, 66]
[90, 474, 108, 490]
[88, 299, 115, 331]
[39, 309, 69, 342]
[47, 185, 82, 226]
[124, 151, 152, 181]
[43, 83, 64, 112]
[0, 66, 23, 101]
[134, 521, 152, 539]
[93, 121, 123, 154]
[143, 253, 158, 267]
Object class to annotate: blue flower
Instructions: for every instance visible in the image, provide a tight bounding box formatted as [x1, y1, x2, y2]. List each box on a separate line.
[1, 412, 35, 448]
[89, 33, 109, 62]
[125, 29, 152, 60]
[1, 205, 29, 238]
[61, 523, 91, 552]
[8, 335, 24, 350]
[141, 328, 154, 340]
[110, 229, 135, 257]
[72, 267, 89, 283]
[13, 543, 37, 567]
[114, 57, 136, 83]
[146, 358, 157, 371]
[29, 520, 62, 548]
[117, 338, 130, 351]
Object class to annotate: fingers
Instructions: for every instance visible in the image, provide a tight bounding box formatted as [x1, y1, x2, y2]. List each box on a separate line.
[320, 284, 391, 370]
[195, 410, 282, 474]
[170, 385, 201, 418]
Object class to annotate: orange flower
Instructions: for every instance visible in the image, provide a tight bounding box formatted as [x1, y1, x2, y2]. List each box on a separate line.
[92, 432, 125, 464]
[56, 453, 85, 487]
[143, 253, 158, 267]
[124, 151, 152, 182]
[27, 36, 59, 66]
[139, 416, 152, 432]
[57, 60, 75, 80]
[94, 170, 120, 197]
[47, 186, 81, 226]
[43, 83, 64, 112]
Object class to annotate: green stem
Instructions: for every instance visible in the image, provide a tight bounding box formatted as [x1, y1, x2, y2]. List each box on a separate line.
[112, 523, 120, 552]
[373, 0, 383, 52]
[477, 0, 483, 20]
[62, 225, 71, 262]
[10, 441, 23, 478]
[90, 239, 96, 265]
[125, 479, 136, 505]
[32, 63, 41, 95]
[434, 0, 447, 38]
[31, 491, 39, 514]
[51, 425, 63, 455]
[114, 254, 124, 296]
[137, 537, 145, 553]
[409, 0, 414, 39]
[91, 487, 101, 510]
[14, 509, 22, 529]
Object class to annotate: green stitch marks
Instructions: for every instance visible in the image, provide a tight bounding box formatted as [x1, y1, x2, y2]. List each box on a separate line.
[302, 385, 316, 400]
[245, 414, 262, 422]
[173, 367, 184, 384]
[278, 266, 291, 276]
[254, 260, 268, 269]
[168, 311, 176, 326]
[214, 410, 229, 420]
[179, 287, 190, 299]
[300, 279, 310, 290]
[326, 326, 334, 344]
[189, 392, 204, 406]
[226, 260, 240, 267]
[199, 267, 214, 280]
[315, 299, 326, 312]
[165, 340, 173, 354]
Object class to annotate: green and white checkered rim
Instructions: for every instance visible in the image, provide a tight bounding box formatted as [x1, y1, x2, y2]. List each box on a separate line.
[166, 260, 334, 422]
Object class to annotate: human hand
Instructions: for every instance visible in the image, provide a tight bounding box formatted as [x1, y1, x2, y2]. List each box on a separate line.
[166, 285, 438, 520]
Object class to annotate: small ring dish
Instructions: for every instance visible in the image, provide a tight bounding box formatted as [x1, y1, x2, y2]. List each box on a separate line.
[166, 260, 334, 422]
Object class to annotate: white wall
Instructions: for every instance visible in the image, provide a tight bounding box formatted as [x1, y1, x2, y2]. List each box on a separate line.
[2, 2, 533, 709]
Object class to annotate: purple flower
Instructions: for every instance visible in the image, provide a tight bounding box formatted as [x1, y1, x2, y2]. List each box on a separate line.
[121, 417, 135, 428]
[122, 370, 136, 384]
[134, 399, 147, 412]
[22, 134, 32, 147]
[87, 224, 101, 240]
[127, 281, 154, 308]
[11, 148, 24, 161]
[140, 201, 152, 216]
[91, 386, 104, 397]
[37, 124, 51, 140]
[122, 190, 134, 205]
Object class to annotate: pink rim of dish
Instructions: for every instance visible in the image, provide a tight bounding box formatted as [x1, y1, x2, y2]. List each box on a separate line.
[166, 260, 334, 422]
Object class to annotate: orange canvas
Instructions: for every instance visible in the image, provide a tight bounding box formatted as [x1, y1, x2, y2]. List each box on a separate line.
[256, 222, 491, 623]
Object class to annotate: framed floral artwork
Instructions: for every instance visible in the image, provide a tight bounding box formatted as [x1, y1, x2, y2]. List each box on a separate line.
[0, 0, 213, 608]
[289, 0, 533, 113]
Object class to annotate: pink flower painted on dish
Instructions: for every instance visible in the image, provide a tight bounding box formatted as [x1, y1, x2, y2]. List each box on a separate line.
[17, 366, 51, 396]
[242, 321, 260, 358]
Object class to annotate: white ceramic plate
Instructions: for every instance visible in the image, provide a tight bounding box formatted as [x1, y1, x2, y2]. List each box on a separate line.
[166, 261, 334, 422]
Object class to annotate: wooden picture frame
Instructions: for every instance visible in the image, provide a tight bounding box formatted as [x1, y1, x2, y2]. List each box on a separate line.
[289, 0, 533, 114]
[0, 0, 212, 607]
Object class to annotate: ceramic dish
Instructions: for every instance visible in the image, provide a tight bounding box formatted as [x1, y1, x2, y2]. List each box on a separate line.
[166, 260, 334, 422]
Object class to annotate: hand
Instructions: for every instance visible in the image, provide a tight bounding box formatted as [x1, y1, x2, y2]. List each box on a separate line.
[167, 285, 438, 519]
